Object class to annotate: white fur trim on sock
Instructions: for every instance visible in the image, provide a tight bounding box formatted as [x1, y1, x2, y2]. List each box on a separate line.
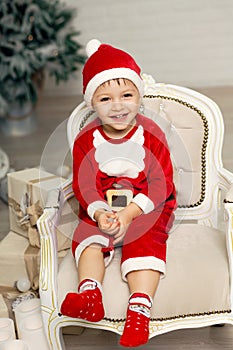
[129, 296, 152, 308]
[79, 279, 103, 293]
[121, 256, 166, 282]
[129, 304, 151, 318]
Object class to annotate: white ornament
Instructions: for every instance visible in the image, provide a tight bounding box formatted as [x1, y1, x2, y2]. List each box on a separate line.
[86, 39, 101, 57]
[16, 278, 31, 293]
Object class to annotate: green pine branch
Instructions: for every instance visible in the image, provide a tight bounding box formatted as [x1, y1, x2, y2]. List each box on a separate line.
[0, 0, 85, 117]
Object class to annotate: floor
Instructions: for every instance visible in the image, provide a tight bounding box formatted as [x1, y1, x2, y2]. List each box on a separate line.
[0, 86, 233, 349]
[64, 325, 233, 350]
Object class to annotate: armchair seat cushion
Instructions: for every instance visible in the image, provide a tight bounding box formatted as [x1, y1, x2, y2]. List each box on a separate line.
[57, 224, 230, 321]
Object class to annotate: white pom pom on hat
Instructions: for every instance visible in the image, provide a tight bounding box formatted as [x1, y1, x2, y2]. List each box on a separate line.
[86, 39, 101, 57]
[82, 39, 144, 106]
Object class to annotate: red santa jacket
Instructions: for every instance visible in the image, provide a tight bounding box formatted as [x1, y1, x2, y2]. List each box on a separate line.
[72, 113, 176, 225]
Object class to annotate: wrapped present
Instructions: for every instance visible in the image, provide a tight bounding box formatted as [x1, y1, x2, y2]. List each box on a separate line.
[0, 294, 9, 318]
[0, 231, 68, 289]
[8, 168, 71, 251]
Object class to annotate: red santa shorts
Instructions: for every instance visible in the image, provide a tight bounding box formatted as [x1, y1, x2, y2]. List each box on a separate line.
[72, 204, 174, 281]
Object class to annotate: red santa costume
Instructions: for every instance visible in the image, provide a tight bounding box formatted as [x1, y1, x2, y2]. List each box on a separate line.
[62, 39, 176, 347]
[72, 112, 176, 280]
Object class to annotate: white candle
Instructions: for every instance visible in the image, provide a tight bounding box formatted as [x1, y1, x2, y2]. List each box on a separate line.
[0, 339, 29, 350]
[0, 318, 16, 339]
[0, 330, 14, 345]
[14, 299, 41, 337]
[18, 314, 49, 350]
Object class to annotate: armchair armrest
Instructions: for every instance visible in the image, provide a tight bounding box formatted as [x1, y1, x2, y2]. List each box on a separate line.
[37, 178, 74, 309]
[37, 207, 59, 292]
[219, 168, 233, 193]
[224, 185, 233, 204]
[218, 168, 233, 205]
[223, 184, 233, 285]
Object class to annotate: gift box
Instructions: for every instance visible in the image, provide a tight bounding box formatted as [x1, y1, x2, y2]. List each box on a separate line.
[0, 231, 68, 289]
[8, 168, 71, 251]
[0, 294, 9, 318]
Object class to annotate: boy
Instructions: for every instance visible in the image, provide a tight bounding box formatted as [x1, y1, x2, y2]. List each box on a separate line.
[61, 39, 176, 347]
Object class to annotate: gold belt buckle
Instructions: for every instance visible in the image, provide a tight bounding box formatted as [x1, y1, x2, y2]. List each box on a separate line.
[106, 189, 133, 211]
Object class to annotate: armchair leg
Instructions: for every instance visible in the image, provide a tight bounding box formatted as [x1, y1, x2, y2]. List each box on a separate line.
[41, 309, 66, 350]
[49, 325, 66, 350]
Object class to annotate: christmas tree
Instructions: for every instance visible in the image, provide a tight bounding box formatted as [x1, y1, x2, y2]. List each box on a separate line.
[0, 0, 85, 117]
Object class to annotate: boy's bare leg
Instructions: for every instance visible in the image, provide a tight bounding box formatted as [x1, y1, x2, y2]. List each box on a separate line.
[60, 244, 105, 321]
[78, 244, 105, 283]
[127, 269, 160, 297]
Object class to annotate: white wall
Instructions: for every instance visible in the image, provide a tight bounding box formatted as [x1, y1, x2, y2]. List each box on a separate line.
[45, 0, 233, 95]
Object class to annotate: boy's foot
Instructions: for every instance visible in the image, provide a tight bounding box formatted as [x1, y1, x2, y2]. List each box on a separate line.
[60, 279, 104, 322]
[120, 293, 152, 347]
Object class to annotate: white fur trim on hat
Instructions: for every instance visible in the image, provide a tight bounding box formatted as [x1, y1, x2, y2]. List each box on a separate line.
[84, 67, 144, 107]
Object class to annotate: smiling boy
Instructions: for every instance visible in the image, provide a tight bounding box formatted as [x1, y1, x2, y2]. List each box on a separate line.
[61, 39, 176, 347]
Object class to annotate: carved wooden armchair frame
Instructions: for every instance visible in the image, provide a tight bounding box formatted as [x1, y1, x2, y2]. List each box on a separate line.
[37, 75, 233, 349]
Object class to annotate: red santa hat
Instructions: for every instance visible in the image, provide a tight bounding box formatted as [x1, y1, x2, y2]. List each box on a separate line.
[83, 39, 144, 106]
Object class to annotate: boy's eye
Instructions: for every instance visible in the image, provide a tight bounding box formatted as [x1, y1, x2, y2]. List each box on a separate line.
[123, 93, 133, 98]
[99, 97, 111, 102]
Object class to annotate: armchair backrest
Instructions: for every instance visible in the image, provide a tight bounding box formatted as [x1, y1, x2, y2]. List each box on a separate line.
[67, 75, 225, 228]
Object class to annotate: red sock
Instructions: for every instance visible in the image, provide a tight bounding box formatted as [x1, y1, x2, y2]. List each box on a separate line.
[120, 293, 152, 347]
[60, 279, 104, 322]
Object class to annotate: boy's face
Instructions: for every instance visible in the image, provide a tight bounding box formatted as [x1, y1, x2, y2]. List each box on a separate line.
[92, 79, 140, 136]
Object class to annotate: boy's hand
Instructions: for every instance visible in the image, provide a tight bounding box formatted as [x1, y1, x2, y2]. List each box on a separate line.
[112, 210, 130, 246]
[94, 210, 119, 235]
[113, 203, 142, 246]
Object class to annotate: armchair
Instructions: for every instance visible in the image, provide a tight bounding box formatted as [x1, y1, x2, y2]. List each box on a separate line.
[37, 75, 233, 349]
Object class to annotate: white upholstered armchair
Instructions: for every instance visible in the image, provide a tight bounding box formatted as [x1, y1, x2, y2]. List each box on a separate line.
[37, 75, 233, 350]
